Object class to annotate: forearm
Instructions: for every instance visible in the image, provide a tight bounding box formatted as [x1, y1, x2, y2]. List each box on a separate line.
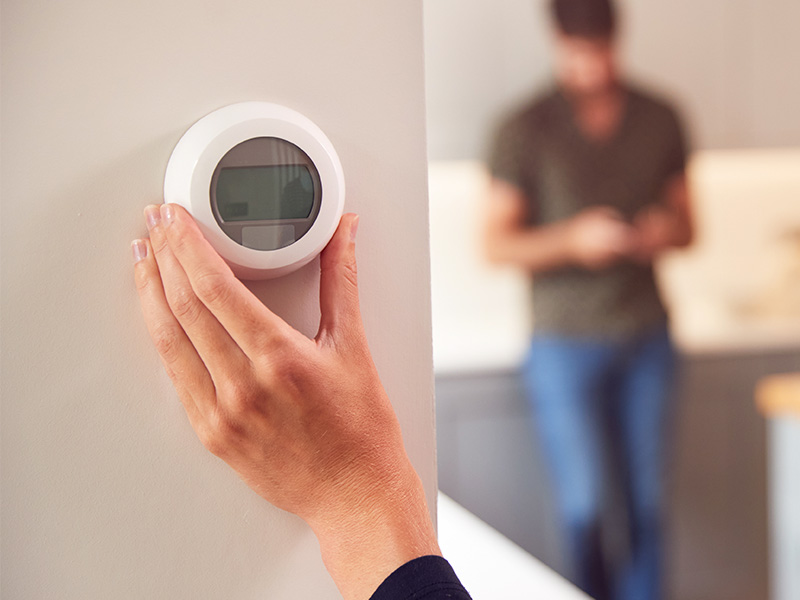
[641, 174, 694, 257]
[633, 201, 694, 263]
[485, 220, 576, 273]
[310, 461, 441, 600]
[664, 208, 693, 248]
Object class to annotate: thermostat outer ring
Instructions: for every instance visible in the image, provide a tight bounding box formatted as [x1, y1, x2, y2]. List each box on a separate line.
[164, 102, 345, 280]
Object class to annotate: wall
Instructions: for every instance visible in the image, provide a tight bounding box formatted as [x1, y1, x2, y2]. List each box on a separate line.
[0, 1, 435, 599]
[424, 0, 800, 160]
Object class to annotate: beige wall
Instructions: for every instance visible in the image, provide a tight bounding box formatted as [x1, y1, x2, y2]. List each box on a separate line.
[0, 1, 435, 598]
[424, 0, 800, 160]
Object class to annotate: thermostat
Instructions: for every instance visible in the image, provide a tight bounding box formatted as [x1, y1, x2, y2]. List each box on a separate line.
[164, 102, 345, 279]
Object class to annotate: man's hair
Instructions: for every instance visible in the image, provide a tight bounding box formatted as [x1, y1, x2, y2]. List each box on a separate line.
[550, 0, 617, 38]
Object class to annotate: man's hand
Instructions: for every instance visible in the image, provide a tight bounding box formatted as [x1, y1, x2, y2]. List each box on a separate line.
[131, 204, 440, 600]
[484, 181, 634, 273]
[566, 206, 636, 270]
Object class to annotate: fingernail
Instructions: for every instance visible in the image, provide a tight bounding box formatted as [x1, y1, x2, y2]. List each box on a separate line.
[350, 215, 359, 242]
[161, 204, 175, 225]
[131, 239, 147, 263]
[144, 205, 161, 230]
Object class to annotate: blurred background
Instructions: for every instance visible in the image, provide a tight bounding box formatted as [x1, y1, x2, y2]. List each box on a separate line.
[423, 1, 800, 599]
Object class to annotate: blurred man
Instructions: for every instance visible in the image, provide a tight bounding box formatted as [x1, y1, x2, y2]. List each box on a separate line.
[484, 1, 693, 599]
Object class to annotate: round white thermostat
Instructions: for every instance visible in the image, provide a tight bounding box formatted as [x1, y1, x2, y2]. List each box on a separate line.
[164, 102, 345, 279]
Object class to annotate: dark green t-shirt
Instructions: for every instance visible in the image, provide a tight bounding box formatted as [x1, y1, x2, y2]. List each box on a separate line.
[487, 84, 688, 339]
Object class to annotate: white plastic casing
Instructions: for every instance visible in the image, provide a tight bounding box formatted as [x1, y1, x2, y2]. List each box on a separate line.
[164, 102, 345, 279]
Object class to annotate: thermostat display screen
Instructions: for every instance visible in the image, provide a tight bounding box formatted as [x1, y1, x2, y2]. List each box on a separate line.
[215, 165, 315, 222]
[209, 136, 323, 251]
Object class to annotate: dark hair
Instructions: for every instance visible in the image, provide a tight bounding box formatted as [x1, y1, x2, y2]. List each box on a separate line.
[550, 0, 617, 38]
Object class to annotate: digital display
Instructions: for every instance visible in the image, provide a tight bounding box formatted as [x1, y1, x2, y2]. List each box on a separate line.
[215, 165, 315, 222]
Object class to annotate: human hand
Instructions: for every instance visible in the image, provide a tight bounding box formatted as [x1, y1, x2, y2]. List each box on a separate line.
[566, 206, 636, 270]
[132, 204, 440, 599]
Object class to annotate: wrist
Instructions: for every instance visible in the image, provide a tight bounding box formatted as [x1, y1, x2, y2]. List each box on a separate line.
[309, 461, 440, 600]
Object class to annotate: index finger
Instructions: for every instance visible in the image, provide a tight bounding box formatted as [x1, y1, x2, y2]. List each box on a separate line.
[158, 203, 291, 356]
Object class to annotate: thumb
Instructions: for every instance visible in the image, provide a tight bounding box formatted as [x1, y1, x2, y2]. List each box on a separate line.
[317, 213, 362, 344]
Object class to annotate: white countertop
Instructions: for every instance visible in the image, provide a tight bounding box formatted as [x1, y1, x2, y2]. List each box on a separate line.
[438, 493, 589, 599]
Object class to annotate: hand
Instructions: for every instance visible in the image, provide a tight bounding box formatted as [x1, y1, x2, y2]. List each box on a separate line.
[131, 204, 440, 600]
[566, 206, 636, 270]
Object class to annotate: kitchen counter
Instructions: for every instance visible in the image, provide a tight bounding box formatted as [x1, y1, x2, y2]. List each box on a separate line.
[438, 493, 588, 599]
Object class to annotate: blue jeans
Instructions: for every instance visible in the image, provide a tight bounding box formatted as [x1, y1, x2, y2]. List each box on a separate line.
[522, 326, 676, 600]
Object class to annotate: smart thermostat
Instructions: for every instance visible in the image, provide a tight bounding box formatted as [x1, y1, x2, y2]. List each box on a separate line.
[164, 102, 345, 279]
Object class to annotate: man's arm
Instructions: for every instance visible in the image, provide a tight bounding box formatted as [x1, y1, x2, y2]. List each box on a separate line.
[483, 177, 636, 272]
[631, 172, 694, 262]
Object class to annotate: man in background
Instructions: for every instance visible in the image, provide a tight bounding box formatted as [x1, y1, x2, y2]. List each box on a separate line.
[484, 1, 693, 599]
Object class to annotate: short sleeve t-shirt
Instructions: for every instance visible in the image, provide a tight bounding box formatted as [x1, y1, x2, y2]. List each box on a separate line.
[487, 83, 689, 339]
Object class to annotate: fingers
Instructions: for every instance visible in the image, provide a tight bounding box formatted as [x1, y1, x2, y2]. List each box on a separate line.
[158, 204, 290, 357]
[317, 214, 362, 345]
[145, 205, 252, 389]
[132, 237, 213, 422]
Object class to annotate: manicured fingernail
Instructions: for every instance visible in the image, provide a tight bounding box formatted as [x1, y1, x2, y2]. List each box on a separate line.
[161, 204, 175, 225]
[132, 239, 147, 263]
[144, 205, 160, 230]
[350, 215, 359, 242]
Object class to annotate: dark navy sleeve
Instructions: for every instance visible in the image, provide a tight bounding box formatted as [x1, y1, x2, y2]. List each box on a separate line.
[370, 555, 472, 600]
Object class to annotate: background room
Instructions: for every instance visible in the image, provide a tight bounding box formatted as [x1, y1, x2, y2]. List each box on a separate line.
[423, 1, 800, 599]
